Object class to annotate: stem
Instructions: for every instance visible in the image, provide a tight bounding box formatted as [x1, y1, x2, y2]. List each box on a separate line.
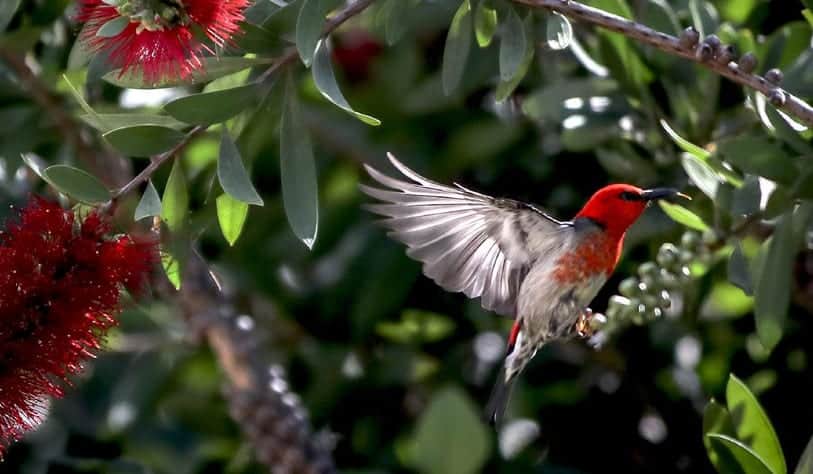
[513, 0, 813, 128]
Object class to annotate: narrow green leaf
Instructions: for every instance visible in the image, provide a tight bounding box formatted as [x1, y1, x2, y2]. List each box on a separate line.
[161, 159, 188, 232]
[495, 14, 534, 102]
[104, 56, 272, 89]
[727, 374, 787, 474]
[103, 125, 186, 157]
[134, 180, 162, 221]
[296, 0, 325, 67]
[764, 105, 813, 155]
[21, 153, 46, 179]
[703, 400, 741, 474]
[803, 9, 813, 28]
[707, 434, 774, 474]
[731, 176, 763, 216]
[164, 83, 261, 125]
[216, 193, 249, 246]
[754, 212, 794, 352]
[718, 136, 799, 186]
[660, 119, 711, 160]
[658, 201, 710, 232]
[161, 249, 182, 290]
[62, 74, 102, 124]
[312, 39, 381, 125]
[681, 153, 721, 200]
[79, 113, 186, 134]
[729, 243, 753, 296]
[0, 0, 21, 32]
[96, 16, 130, 38]
[412, 387, 491, 474]
[499, 7, 527, 81]
[218, 129, 264, 206]
[546, 12, 573, 50]
[382, 0, 414, 46]
[42, 165, 111, 204]
[280, 76, 319, 249]
[442, 0, 472, 96]
[795, 435, 813, 474]
[474, 0, 497, 47]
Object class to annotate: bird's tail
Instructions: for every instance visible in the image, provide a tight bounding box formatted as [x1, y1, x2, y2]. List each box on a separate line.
[485, 368, 517, 426]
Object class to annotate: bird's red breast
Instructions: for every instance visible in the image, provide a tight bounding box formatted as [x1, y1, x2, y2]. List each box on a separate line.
[552, 232, 622, 283]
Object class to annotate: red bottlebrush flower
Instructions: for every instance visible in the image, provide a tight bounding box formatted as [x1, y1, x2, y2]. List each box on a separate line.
[0, 198, 156, 454]
[76, 0, 250, 85]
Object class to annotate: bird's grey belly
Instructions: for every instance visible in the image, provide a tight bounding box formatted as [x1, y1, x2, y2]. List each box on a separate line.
[516, 265, 607, 341]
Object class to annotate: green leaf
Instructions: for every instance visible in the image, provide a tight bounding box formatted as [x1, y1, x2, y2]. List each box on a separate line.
[689, 0, 719, 38]
[660, 119, 711, 160]
[681, 153, 721, 200]
[96, 16, 130, 38]
[704, 400, 741, 474]
[764, 105, 813, 155]
[726, 374, 787, 474]
[639, 0, 681, 35]
[658, 201, 710, 232]
[376, 310, 456, 344]
[795, 435, 813, 474]
[717, 136, 799, 186]
[312, 39, 381, 125]
[803, 9, 813, 28]
[546, 12, 573, 50]
[411, 387, 491, 474]
[474, 0, 497, 47]
[134, 180, 162, 221]
[296, 0, 325, 67]
[754, 212, 794, 352]
[79, 113, 187, 133]
[217, 129, 264, 206]
[0, 0, 21, 32]
[707, 434, 774, 474]
[62, 74, 102, 124]
[280, 76, 319, 249]
[729, 243, 754, 296]
[42, 165, 111, 204]
[216, 193, 249, 246]
[380, 0, 414, 46]
[161, 159, 188, 232]
[495, 14, 534, 102]
[103, 56, 273, 89]
[164, 84, 261, 125]
[732, 176, 763, 217]
[442, 0, 472, 96]
[161, 249, 182, 290]
[499, 7, 527, 81]
[103, 125, 186, 157]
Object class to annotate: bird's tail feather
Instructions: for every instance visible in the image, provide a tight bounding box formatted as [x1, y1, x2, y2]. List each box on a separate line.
[485, 369, 516, 426]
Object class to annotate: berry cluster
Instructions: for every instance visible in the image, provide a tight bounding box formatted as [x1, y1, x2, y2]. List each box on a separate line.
[595, 231, 709, 334]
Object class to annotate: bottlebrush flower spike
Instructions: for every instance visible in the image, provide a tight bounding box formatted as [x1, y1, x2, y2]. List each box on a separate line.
[0, 198, 156, 455]
[76, 0, 250, 85]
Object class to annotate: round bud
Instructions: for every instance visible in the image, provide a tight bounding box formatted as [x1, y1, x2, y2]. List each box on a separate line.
[679, 249, 695, 264]
[678, 265, 692, 282]
[637, 281, 650, 294]
[695, 43, 713, 61]
[658, 289, 672, 308]
[657, 243, 679, 267]
[765, 68, 783, 85]
[606, 303, 621, 320]
[642, 293, 659, 308]
[638, 261, 659, 279]
[619, 277, 640, 297]
[651, 307, 664, 319]
[641, 274, 658, 291]
[681, 231, 701, 251]
[737, 52, 757, 73]
[659, 268, 679, 288]
[610, 295, 632, 307]
[716, 45, 736, 64]
[703, 34, 721, 50]
[679, 26, 700, 49]
[590, 313, 608, 330]
[768, 89, 786, 107]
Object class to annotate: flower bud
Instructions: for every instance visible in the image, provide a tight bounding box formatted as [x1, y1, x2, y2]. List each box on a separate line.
[738, 52, 757, 73]
[765, 68, 783, 85]
[679, 26, 700, 48]
[657, 243, 679, 267]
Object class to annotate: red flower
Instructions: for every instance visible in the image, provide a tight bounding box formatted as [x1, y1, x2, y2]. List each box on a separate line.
[0, 199, 156, 454]
[76, 0, 250, 85]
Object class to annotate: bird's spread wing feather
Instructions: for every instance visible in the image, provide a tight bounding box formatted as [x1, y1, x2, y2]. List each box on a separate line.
[361, 153, 569, 317]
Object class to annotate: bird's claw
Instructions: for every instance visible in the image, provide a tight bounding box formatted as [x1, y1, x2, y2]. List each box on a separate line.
[575, 308, 594, 338]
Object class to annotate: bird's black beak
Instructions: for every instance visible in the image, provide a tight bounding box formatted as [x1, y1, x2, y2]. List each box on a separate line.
[640, 188, 691, 201]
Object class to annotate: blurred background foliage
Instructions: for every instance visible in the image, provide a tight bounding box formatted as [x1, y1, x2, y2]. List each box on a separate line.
[1, 0, 813, 473]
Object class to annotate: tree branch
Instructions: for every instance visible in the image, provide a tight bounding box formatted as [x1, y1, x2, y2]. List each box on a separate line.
[513, 0, 813, 128]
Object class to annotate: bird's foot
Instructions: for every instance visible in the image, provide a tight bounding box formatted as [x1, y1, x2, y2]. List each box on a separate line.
[575, 308, 595, 338]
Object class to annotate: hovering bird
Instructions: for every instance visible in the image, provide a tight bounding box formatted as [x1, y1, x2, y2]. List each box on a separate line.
[360, 153, 688, 425]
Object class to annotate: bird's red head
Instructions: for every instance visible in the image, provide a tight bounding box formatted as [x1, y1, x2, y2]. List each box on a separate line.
[575, 184, 685, 238]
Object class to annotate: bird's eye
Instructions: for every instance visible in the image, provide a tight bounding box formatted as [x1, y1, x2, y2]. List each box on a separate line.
[619, 191, 641, 201]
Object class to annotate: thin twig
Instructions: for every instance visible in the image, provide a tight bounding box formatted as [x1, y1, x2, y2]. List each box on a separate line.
[0, 48, 132, 186]
[513, 0, 813, 128]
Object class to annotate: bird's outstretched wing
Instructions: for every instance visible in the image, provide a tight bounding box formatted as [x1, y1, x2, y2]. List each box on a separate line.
[361, 153, 569, 317]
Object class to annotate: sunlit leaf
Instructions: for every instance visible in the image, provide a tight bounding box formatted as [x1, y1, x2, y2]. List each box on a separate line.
[134, 180, 162, 221]
[658, 201, 710, 232]
[703, 400, 740, 474]
[681, 153, 721, 200]
[161, 249, 182, 290]
[161, 159, 188, 232]
[42, 165, 110, 204]
[216, 193, 249, 246]
[312, 39, 381, 125]
[707, 434, 774, 474]
[796, 435, 813, 474]
[660, 119, 710, 160]
[474, 0, 497, 47]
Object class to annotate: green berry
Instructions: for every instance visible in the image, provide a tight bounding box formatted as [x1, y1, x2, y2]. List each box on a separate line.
[681, 231, 701, 251]
[657, 289, 671, 308]
[659, 269, 679, 288]
[638, 261, 658, 279]
[656, 243, 679, 267]
[679, 249, 695, 263]
[678, 265, 692, 282]
[619, 277, 639, 297]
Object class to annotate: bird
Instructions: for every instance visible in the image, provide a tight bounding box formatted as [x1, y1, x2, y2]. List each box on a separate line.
[360, 153, 688, 425]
